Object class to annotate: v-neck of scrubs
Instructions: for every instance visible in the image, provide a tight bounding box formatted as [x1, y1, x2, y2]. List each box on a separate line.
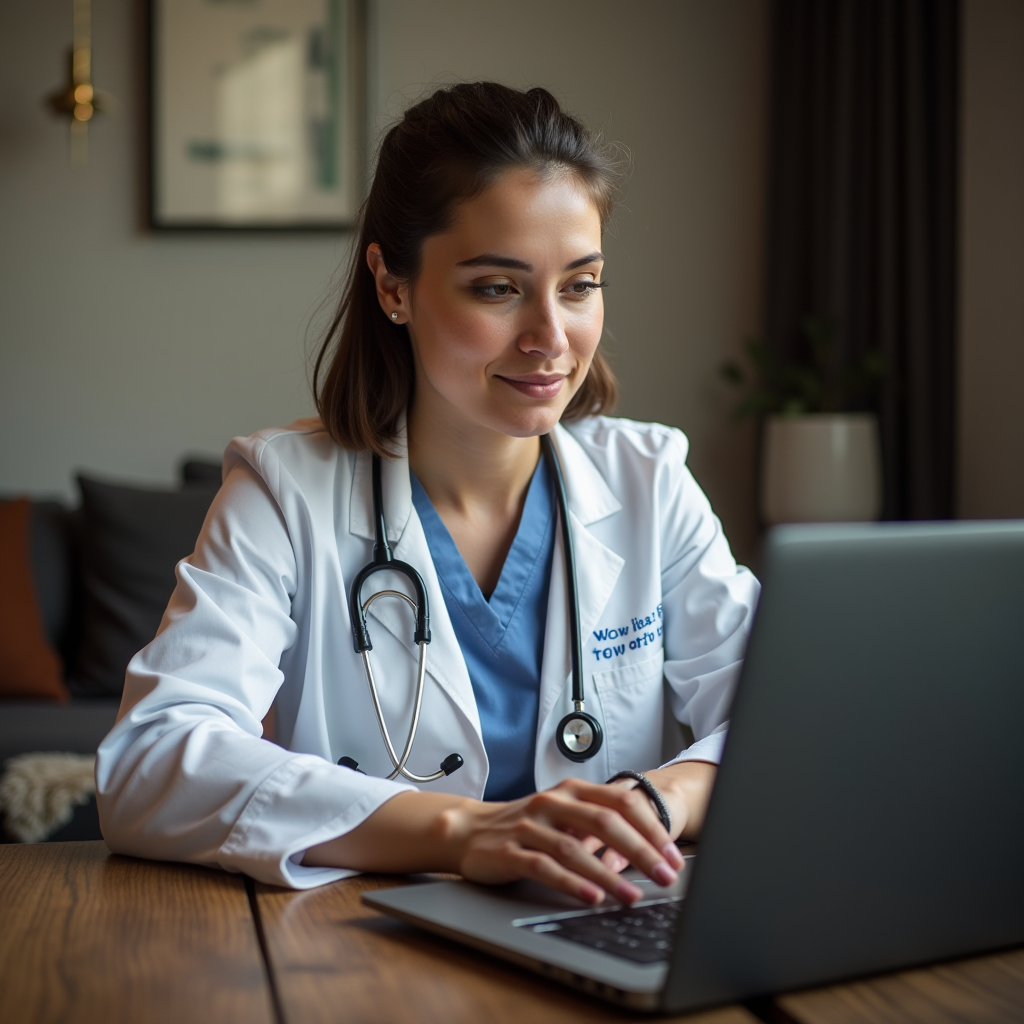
[410, 461, 553, 653]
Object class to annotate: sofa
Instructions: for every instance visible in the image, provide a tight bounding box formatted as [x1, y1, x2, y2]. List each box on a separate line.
[0, 459, 221, 842]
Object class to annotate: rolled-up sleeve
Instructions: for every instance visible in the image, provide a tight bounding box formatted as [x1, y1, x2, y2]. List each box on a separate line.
[95, 446, 413, 888]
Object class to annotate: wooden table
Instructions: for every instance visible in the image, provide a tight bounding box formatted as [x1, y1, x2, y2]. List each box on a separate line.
[251, 872, 755, 1024]
[2, 842, 1022, 1024]
[0, 841, 273, 1024]
[776, 948, 1024, 1024]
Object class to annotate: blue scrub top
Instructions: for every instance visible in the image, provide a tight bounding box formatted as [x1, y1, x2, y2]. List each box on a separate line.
[410, 460, 555, 801]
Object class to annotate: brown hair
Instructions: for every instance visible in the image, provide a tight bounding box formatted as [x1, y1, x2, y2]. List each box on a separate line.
[313, 82, 621, 456]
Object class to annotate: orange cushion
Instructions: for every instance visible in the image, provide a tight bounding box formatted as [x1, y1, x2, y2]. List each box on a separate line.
[0, 499, 68, 701]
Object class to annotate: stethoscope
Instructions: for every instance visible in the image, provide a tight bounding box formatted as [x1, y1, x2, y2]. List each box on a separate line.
[340, 433, 603, 783]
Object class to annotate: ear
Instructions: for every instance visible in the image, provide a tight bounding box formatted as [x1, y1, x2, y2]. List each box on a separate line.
[366, 245, 409, 324]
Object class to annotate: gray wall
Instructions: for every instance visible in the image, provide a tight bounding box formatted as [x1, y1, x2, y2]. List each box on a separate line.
[0, 0, 769, 562]
[0, 0, 347, 495]
[958, 0, 1024, 519]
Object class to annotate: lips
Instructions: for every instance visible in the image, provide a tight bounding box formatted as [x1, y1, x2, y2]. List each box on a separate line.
[497, 374, 567, 398]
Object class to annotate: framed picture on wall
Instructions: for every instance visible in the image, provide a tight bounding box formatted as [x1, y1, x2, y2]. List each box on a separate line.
[149, 0, 365, 231]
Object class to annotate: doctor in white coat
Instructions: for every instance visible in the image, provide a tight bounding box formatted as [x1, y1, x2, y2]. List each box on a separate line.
[96, 82, 759, 904]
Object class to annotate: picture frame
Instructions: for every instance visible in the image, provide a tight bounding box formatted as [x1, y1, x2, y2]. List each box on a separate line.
[148, 0, 366, 231]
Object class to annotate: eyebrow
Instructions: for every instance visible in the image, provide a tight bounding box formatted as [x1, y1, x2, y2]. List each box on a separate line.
[455, 251, 604, 272]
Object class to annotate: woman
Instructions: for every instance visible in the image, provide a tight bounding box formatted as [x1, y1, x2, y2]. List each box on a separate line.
[96, 83, 758, 905]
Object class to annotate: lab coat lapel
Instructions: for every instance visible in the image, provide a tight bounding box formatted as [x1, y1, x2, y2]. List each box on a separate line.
[537, 426, 624, 727]
[389, 513, 482, 736]
[349, 446, 411, 544]
[348, 447, 482, 739]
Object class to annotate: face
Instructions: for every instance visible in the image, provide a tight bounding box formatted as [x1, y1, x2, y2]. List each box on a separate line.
[380, 167, 605, 441]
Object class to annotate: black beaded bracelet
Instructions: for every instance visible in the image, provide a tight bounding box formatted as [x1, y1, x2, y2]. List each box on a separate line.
[606, 770, 672, 835]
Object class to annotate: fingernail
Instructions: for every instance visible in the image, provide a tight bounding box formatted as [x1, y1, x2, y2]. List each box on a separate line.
[615, 880, 644, 903]
[652, 862, 676, 886]
[662, 842, 684, 868]
[580, 883, 604, 905]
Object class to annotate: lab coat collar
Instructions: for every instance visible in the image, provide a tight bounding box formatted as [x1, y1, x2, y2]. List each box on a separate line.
[348, 428, 412, 545]
[348, 420, 620, 541]
[550, 423, 621, 526]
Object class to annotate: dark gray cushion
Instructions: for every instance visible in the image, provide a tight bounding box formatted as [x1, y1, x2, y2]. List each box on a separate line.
[0, 698, 120, 762]
[69, 476, 217, 697]
[180, 458, 222, 487]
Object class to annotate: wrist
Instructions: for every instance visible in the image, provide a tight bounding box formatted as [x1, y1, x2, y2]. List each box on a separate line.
[606, 770, 672, 834]
[435, 796, 489, 873]
[646, 761, 717, 841]
[645, 766, 689, 805]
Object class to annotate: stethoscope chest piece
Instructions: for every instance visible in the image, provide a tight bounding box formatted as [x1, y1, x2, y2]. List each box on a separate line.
[556, 707, 603, 763]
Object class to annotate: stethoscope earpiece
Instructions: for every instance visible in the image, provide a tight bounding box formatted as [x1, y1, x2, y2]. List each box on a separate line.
[340, 752, 464, 777]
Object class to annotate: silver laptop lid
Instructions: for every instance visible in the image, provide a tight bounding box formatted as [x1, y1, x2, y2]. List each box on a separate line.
[664, 521, 1024, 1012]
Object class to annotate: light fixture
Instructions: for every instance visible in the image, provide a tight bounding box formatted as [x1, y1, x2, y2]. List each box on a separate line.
[45, 0, 110, 164]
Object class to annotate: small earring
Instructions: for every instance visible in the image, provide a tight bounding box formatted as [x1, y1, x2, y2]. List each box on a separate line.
[391, 311, 399, 320]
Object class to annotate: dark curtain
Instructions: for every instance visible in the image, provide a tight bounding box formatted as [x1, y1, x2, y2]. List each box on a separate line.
[764, 0, 960, 519]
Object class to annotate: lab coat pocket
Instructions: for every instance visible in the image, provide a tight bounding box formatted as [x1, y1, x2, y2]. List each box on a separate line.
[592, 648, 666, 774]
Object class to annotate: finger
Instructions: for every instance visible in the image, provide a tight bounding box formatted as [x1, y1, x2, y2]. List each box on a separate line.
[600, 848, 629, 873]
[574, 782, 685, 870]
[511, 848, 608, 906]
[576, 786, 679, 876]
[513, 819, 645, 904]
[529, 790, 678, 888]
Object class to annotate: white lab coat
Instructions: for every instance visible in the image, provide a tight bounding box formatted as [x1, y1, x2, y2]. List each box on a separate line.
[95, 416, 759, 888]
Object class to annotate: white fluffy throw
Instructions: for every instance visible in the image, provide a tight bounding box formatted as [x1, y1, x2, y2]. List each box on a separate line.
[0, 752, 97, 843]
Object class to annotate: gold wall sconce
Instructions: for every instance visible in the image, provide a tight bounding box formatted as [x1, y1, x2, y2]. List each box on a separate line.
[46, 0, 112, 163]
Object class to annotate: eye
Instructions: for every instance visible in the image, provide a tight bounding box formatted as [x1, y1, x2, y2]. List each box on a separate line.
[564, 278, 608, 300]
[470, 281, 516, 299]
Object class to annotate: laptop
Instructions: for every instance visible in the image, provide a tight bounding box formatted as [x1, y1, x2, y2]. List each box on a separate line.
[364, 521, 1024, 1013]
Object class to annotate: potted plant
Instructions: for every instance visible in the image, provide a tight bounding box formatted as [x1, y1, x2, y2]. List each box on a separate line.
[720, 317, 885, 525]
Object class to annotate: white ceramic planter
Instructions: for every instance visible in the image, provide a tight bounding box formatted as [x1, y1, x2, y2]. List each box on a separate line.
[760, 413, 882, 524]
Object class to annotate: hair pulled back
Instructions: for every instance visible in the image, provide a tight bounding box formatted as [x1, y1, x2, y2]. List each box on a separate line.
[313, 81, 620, 456]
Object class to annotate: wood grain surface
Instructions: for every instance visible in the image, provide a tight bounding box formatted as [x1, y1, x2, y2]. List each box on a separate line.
[253, 873, 759, 1024]
[777, 946, 1024, 1024]
[0, 841, 274, 1024]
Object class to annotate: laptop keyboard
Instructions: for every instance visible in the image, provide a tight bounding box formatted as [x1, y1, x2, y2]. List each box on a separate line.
[519, 898, 682, 965]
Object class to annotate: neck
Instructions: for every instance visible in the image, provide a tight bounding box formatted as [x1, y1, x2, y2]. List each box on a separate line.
[407, 400, 541, 517]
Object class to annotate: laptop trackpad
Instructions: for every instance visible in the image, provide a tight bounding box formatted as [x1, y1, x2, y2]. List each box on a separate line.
[507, 860, 693, 909]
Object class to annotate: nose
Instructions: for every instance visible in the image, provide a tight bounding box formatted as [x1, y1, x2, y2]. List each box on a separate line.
[518, 297, 569, 360]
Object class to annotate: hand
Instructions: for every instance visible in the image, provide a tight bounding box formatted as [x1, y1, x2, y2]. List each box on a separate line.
[302, 767, 712, 903]
[588, 761, 717, 873]
[441, 778, 685, 906]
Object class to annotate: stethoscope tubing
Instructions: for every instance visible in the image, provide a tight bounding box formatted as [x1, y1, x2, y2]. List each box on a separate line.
[540, 434, 584, 707]
[345, 433, 600, 780]
[348, 455, 431, 654]
[358, 592, 443, 781]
